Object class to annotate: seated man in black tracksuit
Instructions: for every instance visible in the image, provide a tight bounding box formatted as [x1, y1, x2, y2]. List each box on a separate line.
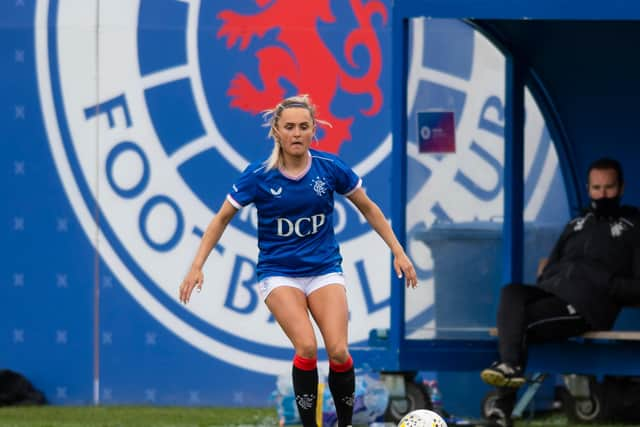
[480, 157, 640, 426]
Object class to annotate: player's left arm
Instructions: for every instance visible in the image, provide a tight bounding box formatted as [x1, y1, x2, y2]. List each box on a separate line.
[347, 187, 417, 288]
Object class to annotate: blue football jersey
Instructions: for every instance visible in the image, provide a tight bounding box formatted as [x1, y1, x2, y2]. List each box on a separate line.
[227, 149, 361, 280]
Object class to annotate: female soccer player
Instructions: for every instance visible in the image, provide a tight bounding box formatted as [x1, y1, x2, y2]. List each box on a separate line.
[179, 94, 417, 427]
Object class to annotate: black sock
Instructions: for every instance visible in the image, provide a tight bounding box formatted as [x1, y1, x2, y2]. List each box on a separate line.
[328, 357, 355, 427]
[292, 355, 318, 427]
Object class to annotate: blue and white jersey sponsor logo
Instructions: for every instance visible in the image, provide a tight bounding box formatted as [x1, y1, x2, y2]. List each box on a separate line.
[276, 215, 326, 238]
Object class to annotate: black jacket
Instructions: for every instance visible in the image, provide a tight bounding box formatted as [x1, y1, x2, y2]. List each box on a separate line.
[537, 205, 640, 329]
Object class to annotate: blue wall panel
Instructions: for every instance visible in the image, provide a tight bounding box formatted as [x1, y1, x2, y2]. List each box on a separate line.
[0, 0, 586, 410]
[1, 0, 94, 402]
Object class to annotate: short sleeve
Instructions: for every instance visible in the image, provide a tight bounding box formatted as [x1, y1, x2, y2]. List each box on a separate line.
[333, 156, 361, 195]
[226, 163, 259, 209]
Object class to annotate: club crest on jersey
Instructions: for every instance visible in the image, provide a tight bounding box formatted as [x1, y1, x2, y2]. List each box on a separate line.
[311, 177, 329, 197]
[611, 218, 633, 237]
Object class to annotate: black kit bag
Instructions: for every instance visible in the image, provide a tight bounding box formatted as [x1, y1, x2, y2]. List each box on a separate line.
[0, 369, 46, 406]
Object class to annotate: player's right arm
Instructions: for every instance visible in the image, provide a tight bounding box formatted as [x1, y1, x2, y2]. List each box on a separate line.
[179, 199, 238, 304]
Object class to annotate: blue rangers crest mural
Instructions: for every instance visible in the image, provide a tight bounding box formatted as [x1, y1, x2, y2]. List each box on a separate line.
[36, 0, 396, 376]
[30, 0, 564, 403]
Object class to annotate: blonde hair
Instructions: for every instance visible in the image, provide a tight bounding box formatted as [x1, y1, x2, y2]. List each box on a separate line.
[262, 94, 329, 171]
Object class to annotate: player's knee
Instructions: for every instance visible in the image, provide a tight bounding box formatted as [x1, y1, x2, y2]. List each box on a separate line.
[295, 341, 318, 359]
[326, 344, 349, 364]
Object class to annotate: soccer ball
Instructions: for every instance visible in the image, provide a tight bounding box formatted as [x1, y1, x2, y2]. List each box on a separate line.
[397, 409, 448, 427]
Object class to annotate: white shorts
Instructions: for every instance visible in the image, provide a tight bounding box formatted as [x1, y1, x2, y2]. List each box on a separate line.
[258, 272, 346, 301]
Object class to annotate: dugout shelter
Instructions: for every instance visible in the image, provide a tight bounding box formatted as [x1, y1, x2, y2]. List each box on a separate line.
[353, 0, 640, 421]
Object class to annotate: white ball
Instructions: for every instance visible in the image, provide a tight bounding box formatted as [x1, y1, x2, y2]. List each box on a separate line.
[397, 409, 448, 427]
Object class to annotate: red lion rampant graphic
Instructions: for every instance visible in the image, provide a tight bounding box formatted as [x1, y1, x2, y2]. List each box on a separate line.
[217, 0, 386, 153]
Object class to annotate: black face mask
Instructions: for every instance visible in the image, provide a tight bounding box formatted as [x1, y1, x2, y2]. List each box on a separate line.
[590, 196, 621, 218]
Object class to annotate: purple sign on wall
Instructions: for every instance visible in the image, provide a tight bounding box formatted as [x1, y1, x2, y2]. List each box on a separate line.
[417, 111, 456, 153]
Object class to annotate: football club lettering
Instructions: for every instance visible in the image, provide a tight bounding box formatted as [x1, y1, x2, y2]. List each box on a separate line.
[85, 93, 185, 252]
[225, 255, 259, 315]
[453, 96, 504, 203]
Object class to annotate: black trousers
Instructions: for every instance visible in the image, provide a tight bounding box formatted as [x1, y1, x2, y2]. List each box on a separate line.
[494, 283, 591, 415]
[497, 283, 590, 368]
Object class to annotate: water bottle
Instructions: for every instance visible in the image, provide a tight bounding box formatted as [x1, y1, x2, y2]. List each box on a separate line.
[273, 372, 300, 425]
[426, 380, 443, 412]
[362, 375, 390, 421]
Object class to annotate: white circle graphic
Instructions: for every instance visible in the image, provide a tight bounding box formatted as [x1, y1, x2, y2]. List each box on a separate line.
[36, 2, 558, 370]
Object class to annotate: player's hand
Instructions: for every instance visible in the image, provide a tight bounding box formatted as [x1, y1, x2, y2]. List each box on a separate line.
[394, 252, 418, 289]
[179, 268, 204, 304]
